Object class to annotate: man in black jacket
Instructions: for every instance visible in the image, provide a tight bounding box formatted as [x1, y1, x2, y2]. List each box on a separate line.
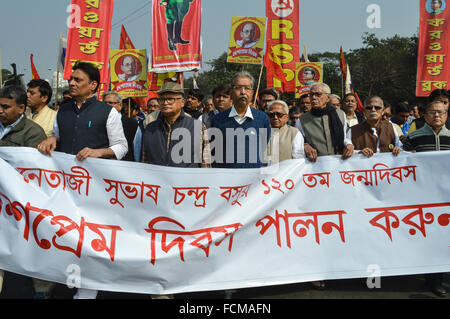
[37, 62, 128, 299]
[102, 91, 138, 161]
[143, 82, 210, 167]
[37, 62, 127, 162]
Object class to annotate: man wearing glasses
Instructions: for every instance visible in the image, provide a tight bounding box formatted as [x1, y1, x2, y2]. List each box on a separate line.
[103, 91, 138, 162]
[266, 100, 305, 163]
[211, 71, 271, 168]
[403, 101, 450, 153]
[296, 83, 353, 163]
[402, 100, 449, 298]
[346, 95, 402, 157]
[142, 82, 211, 167]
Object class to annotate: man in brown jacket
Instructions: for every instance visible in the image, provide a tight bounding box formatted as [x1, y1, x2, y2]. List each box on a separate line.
[347, 95, 402, 157]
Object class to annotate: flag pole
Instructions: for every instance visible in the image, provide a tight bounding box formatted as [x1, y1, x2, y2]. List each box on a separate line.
[253, 63, 264, 106]
[55, 34, 64, 108]
[55, 70, 60, 108]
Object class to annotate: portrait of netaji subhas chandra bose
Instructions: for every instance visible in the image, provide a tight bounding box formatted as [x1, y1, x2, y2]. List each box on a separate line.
[301, 67, 317, 86]
[116, 55, 142, 82]
[427, 0, 446, 14]
[235, 22, 260, 49]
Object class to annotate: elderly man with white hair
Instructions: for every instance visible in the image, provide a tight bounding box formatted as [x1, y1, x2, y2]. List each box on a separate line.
[296, 82, 354, 163]
[267, 100, 305, 163]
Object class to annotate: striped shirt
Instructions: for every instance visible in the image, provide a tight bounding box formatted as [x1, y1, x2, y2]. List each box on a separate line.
[402, 123, 450, 152]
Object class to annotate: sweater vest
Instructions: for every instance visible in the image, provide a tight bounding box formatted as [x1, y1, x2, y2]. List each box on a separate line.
[143, 111, 201, 167]
[57, 97, 111, 155]
[300, 108, 346, 156]
[268, 125, 299, 163]
[351, 120, 396, 153]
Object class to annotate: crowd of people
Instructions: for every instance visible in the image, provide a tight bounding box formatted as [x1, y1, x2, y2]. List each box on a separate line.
[0, 61, 449, 298]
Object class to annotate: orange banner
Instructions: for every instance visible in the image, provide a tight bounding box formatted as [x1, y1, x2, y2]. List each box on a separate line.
[416, 0, 450, 96]
[265, 0, 300, 93]
[63, 0, 114, 88]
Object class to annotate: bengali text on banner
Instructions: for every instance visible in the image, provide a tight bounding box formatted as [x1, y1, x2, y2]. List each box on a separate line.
[63, 0, 114, 90]
[0, 148, 449, 294]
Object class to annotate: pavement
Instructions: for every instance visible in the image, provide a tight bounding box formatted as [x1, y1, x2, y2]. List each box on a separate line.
[0, 271, 448, 299]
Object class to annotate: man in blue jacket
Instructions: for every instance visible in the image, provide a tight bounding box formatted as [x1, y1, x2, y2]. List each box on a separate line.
[211, 71, 271, 168]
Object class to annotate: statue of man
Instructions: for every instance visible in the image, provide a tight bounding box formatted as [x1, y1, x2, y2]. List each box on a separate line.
[159, 0, 194, 51]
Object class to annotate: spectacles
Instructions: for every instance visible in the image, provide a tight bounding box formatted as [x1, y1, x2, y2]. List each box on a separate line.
[157, 97, 183, 104]
[232, 85, 253, 91]
[268, 112, 287, 118]
[382, 113, 391, 118]
[364, 105, 383, 111]
[105, 101, 121, 105]
[426, 110, 447, 116]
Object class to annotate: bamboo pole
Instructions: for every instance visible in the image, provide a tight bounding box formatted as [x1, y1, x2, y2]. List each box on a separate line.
[253, 63, 264, 107]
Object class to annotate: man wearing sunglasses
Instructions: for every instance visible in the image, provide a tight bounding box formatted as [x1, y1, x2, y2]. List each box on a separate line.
[266, 100, 305, 163]
[347, 96, 402, 157]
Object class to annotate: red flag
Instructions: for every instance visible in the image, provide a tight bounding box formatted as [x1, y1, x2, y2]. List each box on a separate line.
[119, 25, 135, 50]
[339, 46, 347, 80]
[265, 0, 299, 92]
[64, 0, 114, 85]
[354, 91, 364, 114]
[416, 0, 450, 96]
[151, 0, 202, 72]
[30, 54, 40, 79]
[263, 46, 285, 82]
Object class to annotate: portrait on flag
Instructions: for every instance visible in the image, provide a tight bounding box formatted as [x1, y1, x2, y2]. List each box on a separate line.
[416, 0, 450, 96]
[295, 62, 323, 98]
[110, 49, 148, 98]
[426, 0, 446, 14]
[227, 17, 266, 65]
[151, 0, 202, 73]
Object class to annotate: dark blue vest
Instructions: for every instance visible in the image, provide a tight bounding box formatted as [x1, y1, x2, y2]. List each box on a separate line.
[143, 111, 202, 167]
[57, 96, 111, 155]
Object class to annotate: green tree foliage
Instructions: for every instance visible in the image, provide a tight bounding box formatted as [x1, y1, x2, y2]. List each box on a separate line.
[307, 33, 419, 104]
[346, 33, 419, 105]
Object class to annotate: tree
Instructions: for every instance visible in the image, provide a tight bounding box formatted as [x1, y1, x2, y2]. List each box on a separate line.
[305, 33, 419, 105]
[184, 52, 266, 97]
[345, 33, 419, 105]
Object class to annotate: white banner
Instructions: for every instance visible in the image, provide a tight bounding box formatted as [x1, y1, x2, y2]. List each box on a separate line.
[0, 147, 449, 295]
